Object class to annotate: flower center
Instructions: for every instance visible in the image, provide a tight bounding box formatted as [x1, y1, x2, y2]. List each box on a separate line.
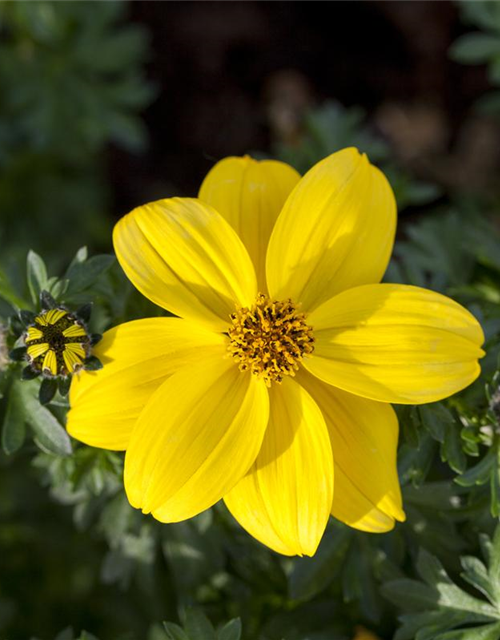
[24, 308, 91, 377]
[228, 293, 314, 386]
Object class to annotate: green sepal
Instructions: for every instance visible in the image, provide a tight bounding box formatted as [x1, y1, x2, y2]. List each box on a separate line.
[39, 378, 58, 405]
[19, 310, 36, 326]
[58, 376, 71, 397]
[76, 303, 92, 323]
[21, 366, 40, 380]
[84, 356, 103, 371]
[9, 346, 27, 362]
[40, 290, 57, 310]
[90, 333, 102, 346]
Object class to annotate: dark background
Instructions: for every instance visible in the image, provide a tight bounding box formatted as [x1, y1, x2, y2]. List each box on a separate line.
[113, 1, 492, 211]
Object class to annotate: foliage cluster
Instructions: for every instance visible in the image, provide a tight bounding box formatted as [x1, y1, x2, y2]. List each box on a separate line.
[0, 1, 154, 269]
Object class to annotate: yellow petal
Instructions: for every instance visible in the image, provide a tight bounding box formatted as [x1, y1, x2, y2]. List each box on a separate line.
[65, 343, 86, 356]
[42, 349, 57, 375]
[36, 309, 67, 325]
[114, 198, 257, 332]
[266, 148, 396, 312]
[67, 318, 226, 450]
[26, 326, 43, 341]
[63, 343, 86, 373]
[306, 284, 485, 404]
[62, 323, 87, 338]
[199, 156, 300, 291]
[27, 342, 49, 359]
[297, 369, 404, 532]
[125, 355, 269, 522]
[224, 378, 333, 556]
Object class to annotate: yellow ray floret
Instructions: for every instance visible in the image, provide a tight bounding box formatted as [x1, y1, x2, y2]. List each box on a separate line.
[63, 342, 86, 372]
[26, 326, 44, 341]
[27, 342, 49, 359]
[35, 309, 67, 326]
[42, 349, 58, 375]
[62, 323, 87, 338]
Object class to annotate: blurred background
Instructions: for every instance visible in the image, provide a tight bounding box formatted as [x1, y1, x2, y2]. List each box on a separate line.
[2, 0, 500, 267]
[2, 2, 500, 639]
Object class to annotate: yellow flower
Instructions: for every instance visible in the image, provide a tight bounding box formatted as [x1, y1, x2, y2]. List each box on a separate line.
[67, 149, 484, 556]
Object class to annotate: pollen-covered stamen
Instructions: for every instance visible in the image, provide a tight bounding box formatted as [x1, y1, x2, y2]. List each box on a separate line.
[24, 308, 91, 377]
[228, 293, 314, 386]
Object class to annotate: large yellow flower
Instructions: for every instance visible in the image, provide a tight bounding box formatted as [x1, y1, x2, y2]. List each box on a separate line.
[67, 148, 484, 556]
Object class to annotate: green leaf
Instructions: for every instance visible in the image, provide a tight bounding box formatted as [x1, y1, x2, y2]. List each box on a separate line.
[385, 529, 500, 640]
[163, 623, 189, 640]
[54, 629, 74, 640]
[461, 556, 495, 602]
[449, 33, 500, 64]
[490, 445, 500, 517]
[0, 266, 29, 310]
[68, 246, 88, 271]
[50, 278, 69, 300]
[419, 404, 446, 443]
[27, 250, 48, 306]
[436, 621, 500, 640]
[455, 450, 495, 487]
[17, 380, 72, 456]
[341, 536, 381, 622]
[217, 619, 241, 640]
[65, 254, 115, 295]
[77, 632, 100, 640]
[488, 525, 500, 604]
[460, 0, 500, 34]
[417, 549, 497, 616]
[1, 380, 26, 454]
[289, 524, 351, 601]
[382, 578, 439, 612]
[162, 513, 226, 599]
[420, 404, 466, 474]
[398, 433, 437, 487]
[184, 608, 216, 640]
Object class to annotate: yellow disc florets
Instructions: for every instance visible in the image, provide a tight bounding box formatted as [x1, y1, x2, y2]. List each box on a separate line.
[228, 293, 315, 386]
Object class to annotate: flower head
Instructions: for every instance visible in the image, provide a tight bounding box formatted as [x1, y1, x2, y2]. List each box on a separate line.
[24, 308, 91, 377]
[67, 149, 484, 556]
[10, 293, 102, 405]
